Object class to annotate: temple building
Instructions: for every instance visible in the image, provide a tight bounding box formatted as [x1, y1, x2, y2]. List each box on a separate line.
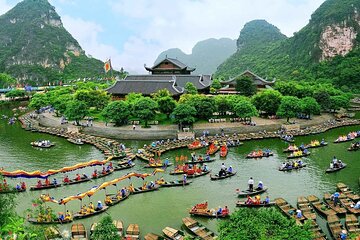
[218, 70, 275, 94]
[107, 58, 212, 98]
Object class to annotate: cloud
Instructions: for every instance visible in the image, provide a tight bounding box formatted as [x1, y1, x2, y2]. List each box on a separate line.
[0, 0, 13, 15]
[108, 0, 325, 73]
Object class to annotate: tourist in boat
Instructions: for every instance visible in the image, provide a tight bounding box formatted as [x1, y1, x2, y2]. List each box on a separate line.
[296, 209, 302, 218]
[75, 174, 81, 181]
[96, 201, 103, 211]
[263, 196, 270, 204]
[164, 158, 170, 167]
[88, 202, 95, 213]
[205, 154, 210, 161]
[102, 166, 106, 174]
[3, 179, 8, 188]
[222, 206, 229, 216]
[45, 178, 50, 186]
[297, 159, 303, 167]
[183, 174, 187, 185]
[21, 181, 26, 190]
[227, 166, 233, 173]
[280, 162, 287, 169]
[82, 173, 88, 179]
[92, 170, 98, 178]
[106, 165, 112, 172]
[198, 155, 203, 161]
[202, 164, 209, 172]
[16, 183, 21, 190]
[254, 195, 261, 205]
[58, 212, 65, 222]
[245, 196, 254, 205]
[338, 160, 343, 167]
[63, 175, 70, 183]
[321, 139, 326, 145]
[339, 230, 347, 240]
[79, 204, 87, 215]
[52, 178, 57, 185]
[147, 181, 155, 189]
[331, 191, 340, 206]
[352, 201, 360, 209]
[64, 210, 72, 221]
[36, 180, 42, 188]
[216, 206, 222, 216]
[105, 195, 112, 205]
[191, 152, 196, 161]
[248, 177, 254, 191]
[121, 187, 127, 198]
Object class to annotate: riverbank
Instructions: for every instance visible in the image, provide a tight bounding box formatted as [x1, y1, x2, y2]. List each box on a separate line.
[32, 111, 341, 140]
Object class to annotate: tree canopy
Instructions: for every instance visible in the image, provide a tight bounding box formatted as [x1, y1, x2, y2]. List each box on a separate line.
[300, 97, 321, 118]
[64, 100, 88, 125]
[276, 96, 301, 122]
[184, 82, 198, 94]
[133, 97, 158, 127]
[251, 89, 282, 115]
[235, 75, 256, 96]
[91, 216, 120, 240]
[233, 99, 258, 121]
[172, 103, 197, 127]
[101, 101, 131, 126]
[29, 93, 48, 110]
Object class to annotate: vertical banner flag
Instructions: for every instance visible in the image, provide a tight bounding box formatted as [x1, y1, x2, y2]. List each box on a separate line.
[104, 59, 112, 73]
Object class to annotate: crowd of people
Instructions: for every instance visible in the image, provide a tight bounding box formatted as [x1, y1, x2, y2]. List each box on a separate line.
[329, 156, 344, 169]
[280, 160, 304, 170]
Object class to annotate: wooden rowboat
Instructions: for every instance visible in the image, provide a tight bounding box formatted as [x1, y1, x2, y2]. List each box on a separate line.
[323, 193, 347, 215]
[279, 164, 306, 172]
[144, 233, 169, 240]
[336, 182, 360, 202]
[73, 206, 109, 220]
[207, 145, 220, 155]
[71, 223, 87, 240]
[334, 138, 354, 143]
[327, 214, 345, 240]
[104, 190, 130, 206]
[305, 220, 326, 240]
[186, 170, 211, 178]
[287, 152, 310, 159]
[188, 141, 204, 150]
[210, 171, 236, 180]
[113, 220, 124, 237]
[275, 198, 306, 224]
[30, 183, 61, 191]
[169, 169, 184, 175]
[28, 217, 72, 225]
[246, 152, 273, 159]
[159, 180, 191, 187]
[114, 162, 135, 171]
[189, 209, 229, 218]
[345, 214, 360, 235]
[237, 187, 268, 197]
[182, 217, 217, 240]
[304, 142, 328, 149]
[0, 188, 26, 194]
[280, 136, 295, 143]
[236, 201, 275, 207]
[131, 184, 160, 194]
[325, 163, 346, 173]
[220, 146, 228, 157]
[307, 195, 336, 217]
[296, 196, 316, 220]
[184, 158, 215, 164]
[92, 169, 114, 179]
[125, 223, 140, 240]
[339, 197, 360, 215]
[162, 227, 185, 240]
[144, 162, 173, 168]
[31, 141, 55, 148]
[67, 138, 84, 145]
[63, 177, 91, 186]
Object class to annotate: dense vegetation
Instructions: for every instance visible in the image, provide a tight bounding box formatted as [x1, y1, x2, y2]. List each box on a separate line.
[216, 0, 360, 92]
[0, 0, 123, 86]
[155, 38, 236, 75]
[218, 208, 313, 240]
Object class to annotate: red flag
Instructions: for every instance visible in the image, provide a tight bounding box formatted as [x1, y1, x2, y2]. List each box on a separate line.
[104, 59, 111, 73]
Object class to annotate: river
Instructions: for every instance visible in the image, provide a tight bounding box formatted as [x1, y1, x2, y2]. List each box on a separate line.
[0, 102, 359, 239]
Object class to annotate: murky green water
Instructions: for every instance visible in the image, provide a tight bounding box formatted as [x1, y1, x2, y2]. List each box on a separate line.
[1, 103, 359, 239]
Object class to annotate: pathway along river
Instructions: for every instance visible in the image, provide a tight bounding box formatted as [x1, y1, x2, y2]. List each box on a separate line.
[1, 103, 359, 239]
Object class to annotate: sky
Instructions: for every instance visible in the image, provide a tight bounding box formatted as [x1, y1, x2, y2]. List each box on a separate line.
[0, 0, 326, 73]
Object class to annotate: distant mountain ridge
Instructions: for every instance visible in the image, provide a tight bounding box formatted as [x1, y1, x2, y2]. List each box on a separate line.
[216, 0, 360, 90]
[0, 0, 112, 85]
[155, 38, 236, 75]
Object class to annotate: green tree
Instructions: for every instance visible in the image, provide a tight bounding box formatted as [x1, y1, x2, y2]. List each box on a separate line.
[29, 93, 48, 111]
[64, 100, 88, 125]
[91, 90, 111, 110]
[91, 216, 120, 240]
[211, 79, 222, 92]
[52, 94, 73, 116]
[151, 89, 171, 100]
[276, 96, 301, 122]
[300, 97, 320, 118]
[218, 208, 312, 240]
[214, 95, 231, 115]
[251, 90, 282, 115]
[184, 82, 198, 95]
[0, 73, 16, 88]
[172, 103, 197, 129]
[125, 92, 144, 111]
[329, 95, 350, 112]
[233, 99, 258, 121]
[156, 96, 176, 119]
[5, 89, 26, 100]
[101, 101, 131, 126]
[313, 90, 331, 110]
[193, 97, 217, 119]
[235, 76, 256, 96]
[133, 97, 158, 127]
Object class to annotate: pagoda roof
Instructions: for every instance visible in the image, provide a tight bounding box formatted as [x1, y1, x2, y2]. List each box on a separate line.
[107, 79, 184, 96]
[221, 70, 275, 86]
[145, 57, 195, 72]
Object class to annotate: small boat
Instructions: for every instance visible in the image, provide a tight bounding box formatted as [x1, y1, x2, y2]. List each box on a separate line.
[169, 169, 185, 175]
[246, 151, 273, 159]
[144, 162, 173, 168]
[63, 177, 91, 186]
[125, 223, 140, 240]
[71, 223, 87, 240]
[207, 144, 220, 155]
[114, 162, 135, 171]
[113, 220, 124, 237]
[186, 170, 211, 178]
[297, 196, 316, 220]
[306, 220, 326, 240]
[45, 226, 63, 240]
[28, 217, 72, 225]
[158, 180, 191, 187]
[30, 183, 61, 191]
[339, 197, 360, 215]
[189, 208, 229, 218]
[182, 217, 217, 240]
[31, 141, 55, 148]
[188, 141, 204, 150]
[304, 141, 328, 149]
[287, 151, 310, 159]
[336, 182, 360, 202]
[219, 145, 228, 157]
[92, 169, 114, 179]
[307, 195, 336, 217]
[210, 171, 236, 180]
[236, 201, 275, 207]
[237, 187, 268, 197]
[144, 233, 169, 240]
[323, 193, 347, 215]
[334, 137, 354, 143]
[104, 190, 130, 206]
[0, 187, 26, 194]
[136, 152, 153, 162]
[73, 206, 109, 220]
[282, 145, 299, 153]
[327, 214, 345, 240]
[280, 136, 295, 143]
[67, 138, 84, 145]
[345, 214, 360, 235]
[325, 163, 347, 173]
[348, 143, 360, 151]
[279, 164, 306, 172]
[275, 198, 305, 224]
[131, 184, 160, 194]
[184, 158, 215, 164]
[162, 227, 185, 240]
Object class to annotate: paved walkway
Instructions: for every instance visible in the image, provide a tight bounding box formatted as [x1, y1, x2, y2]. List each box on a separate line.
[37, 112, 334, 140]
